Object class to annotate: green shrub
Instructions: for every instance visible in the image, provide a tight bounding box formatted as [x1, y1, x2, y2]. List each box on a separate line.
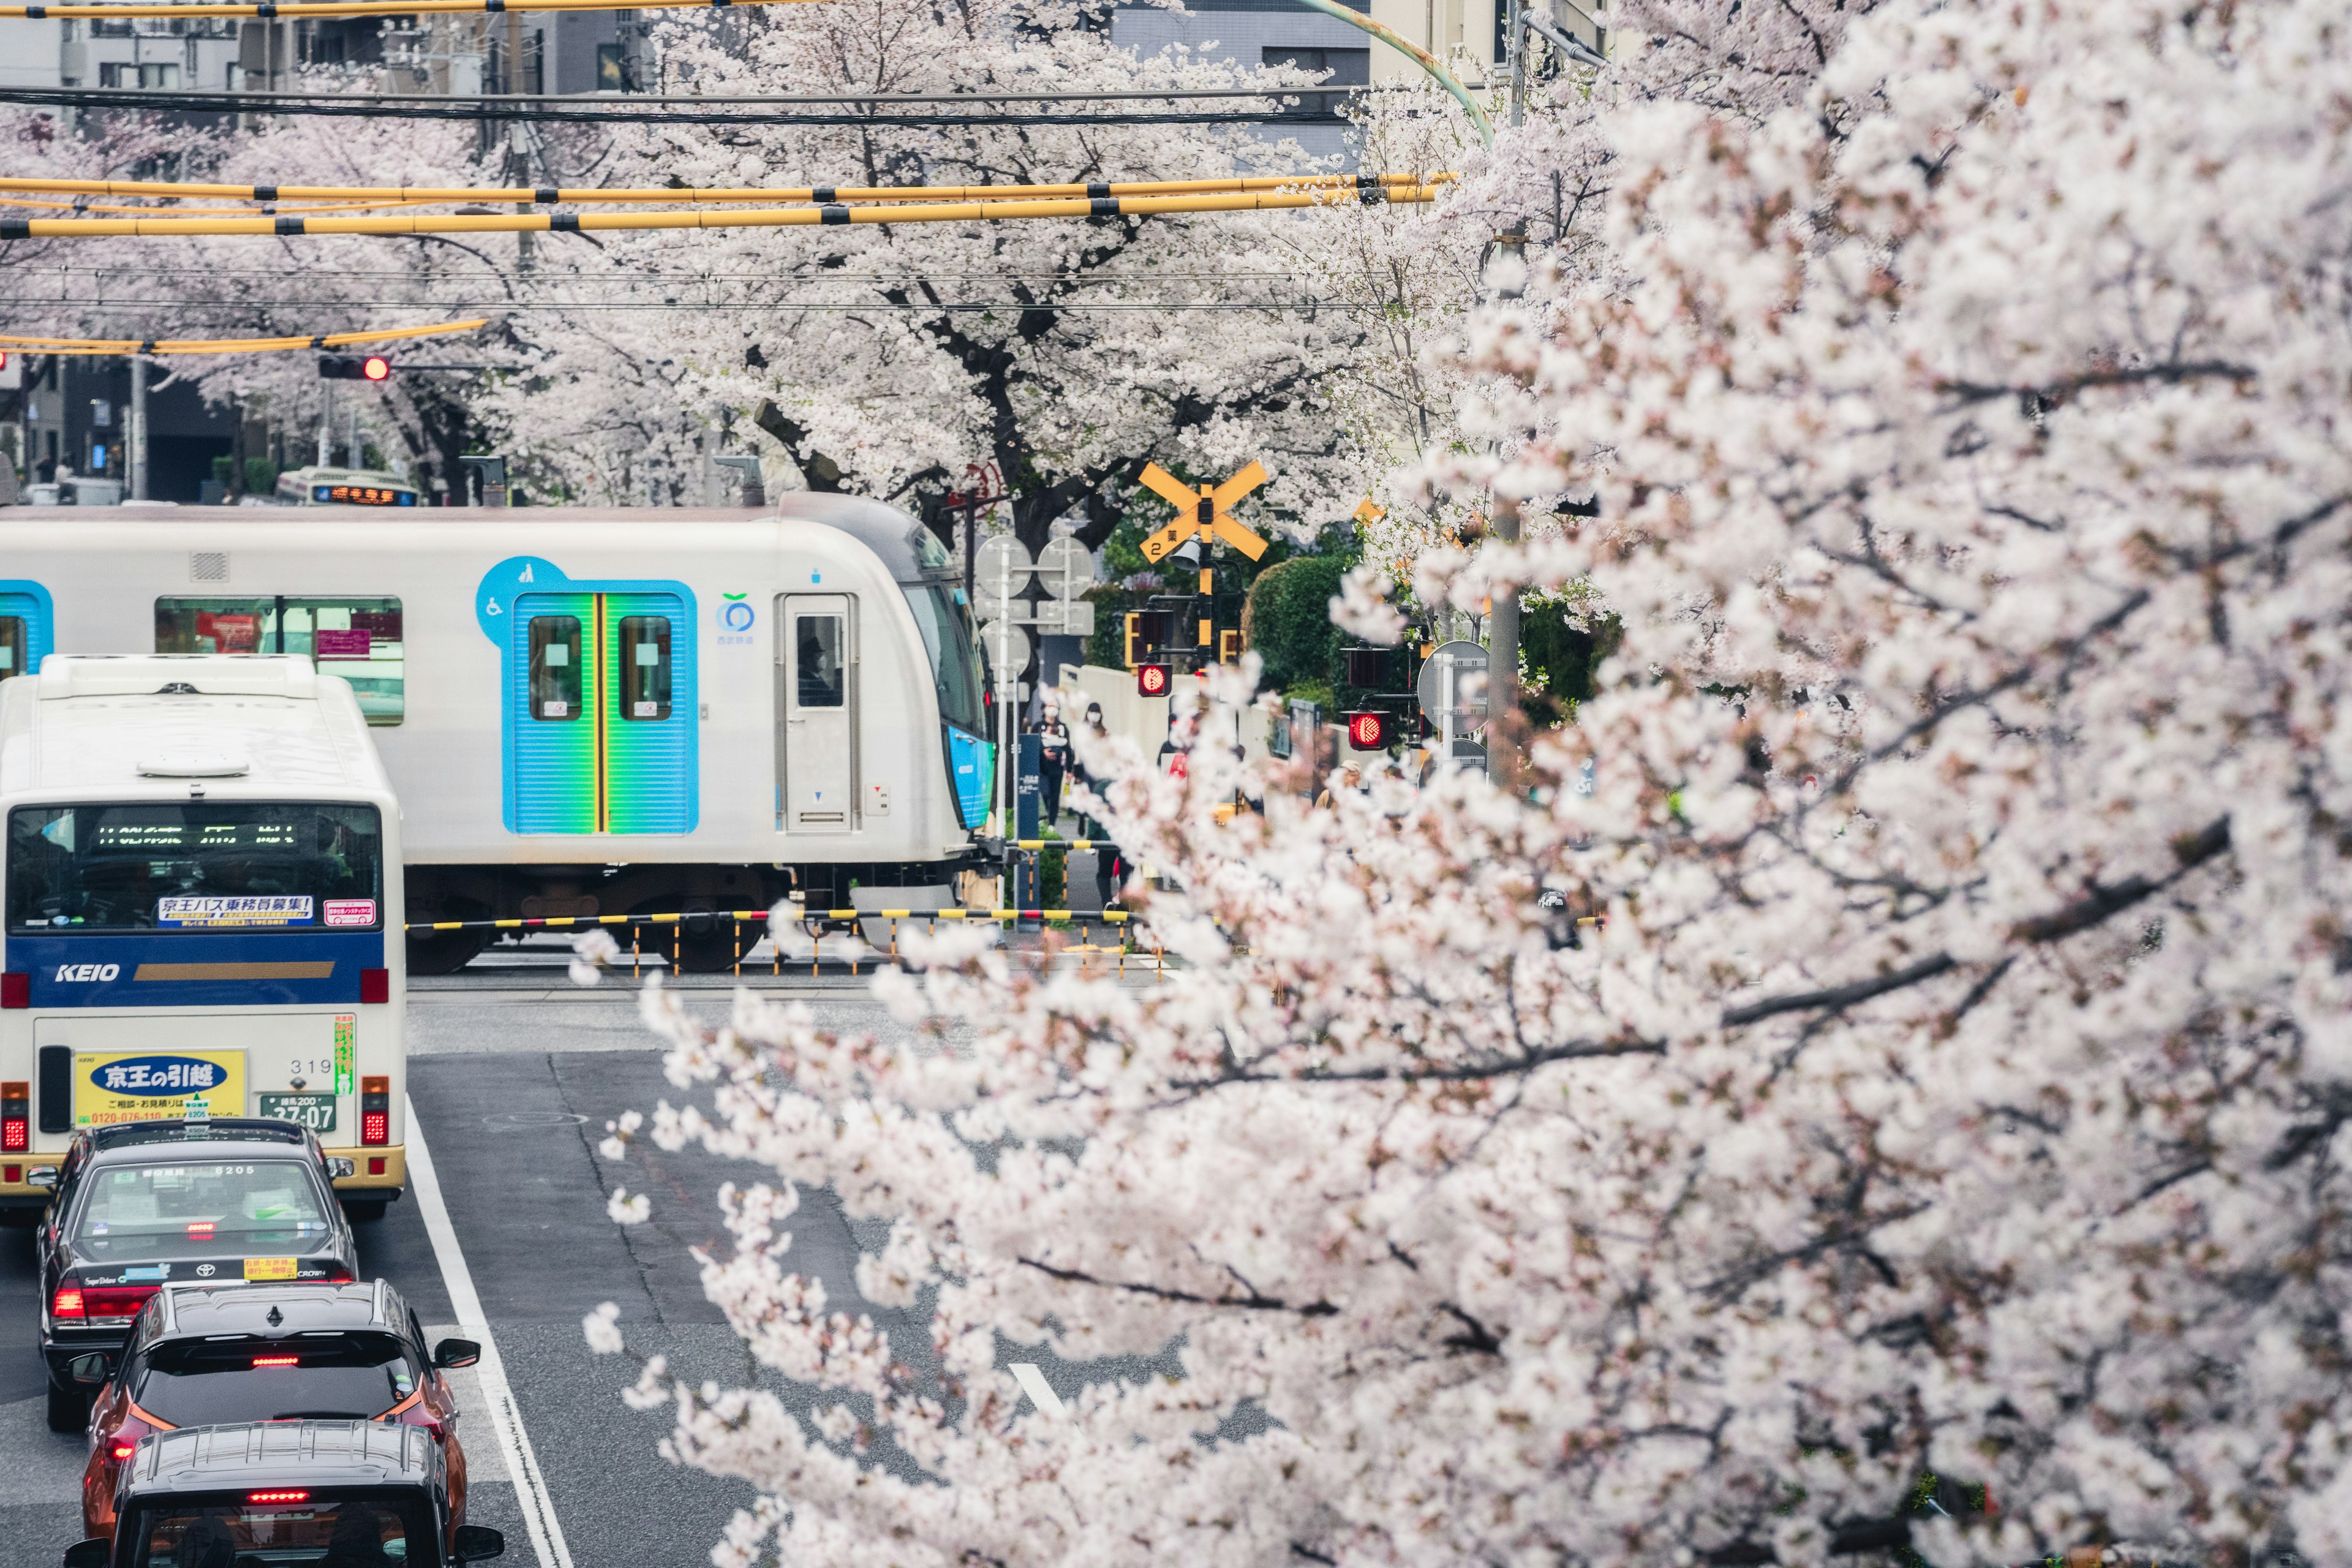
[1243, 555, 1349, 692]
[243, 456, 278, 496]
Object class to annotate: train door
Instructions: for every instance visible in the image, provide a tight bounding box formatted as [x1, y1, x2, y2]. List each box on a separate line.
[777, 594, 856, 832]
[0, 584, 54, 683]
[507, 590, 692, 834]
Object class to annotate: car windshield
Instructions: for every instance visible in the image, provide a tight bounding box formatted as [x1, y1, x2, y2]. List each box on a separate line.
[132, 1332, 421, 1427]
[76, 1159, 331, 1261]
[900, 582, 986, 735]
[6, 801, 383, 935]
[127, 1492, 431, 1567]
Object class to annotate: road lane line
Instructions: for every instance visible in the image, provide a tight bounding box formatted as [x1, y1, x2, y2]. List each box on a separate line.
[1009, 1363, 1066, 1417]
[407, 1093, 577, 1568]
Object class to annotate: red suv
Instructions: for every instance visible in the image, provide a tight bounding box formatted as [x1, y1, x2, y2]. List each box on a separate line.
[64, 1278, 474, 1541]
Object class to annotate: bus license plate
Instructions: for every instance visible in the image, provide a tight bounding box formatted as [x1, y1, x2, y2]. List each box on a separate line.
[258, 1093, 336, 1133]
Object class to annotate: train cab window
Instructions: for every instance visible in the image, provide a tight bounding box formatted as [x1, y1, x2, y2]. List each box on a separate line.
[529, 617, 583, 720]
[796, 616, 846, 707]
[617, 616, 672, 721]
[0, 617, 24, 681]
[154, 596, 404, 725]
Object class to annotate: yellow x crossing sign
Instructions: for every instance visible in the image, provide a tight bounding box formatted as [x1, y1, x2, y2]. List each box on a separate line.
[1137, 461, 1270, 564]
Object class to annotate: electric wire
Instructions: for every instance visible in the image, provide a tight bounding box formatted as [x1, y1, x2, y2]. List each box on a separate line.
[0, 172, 1444, 204]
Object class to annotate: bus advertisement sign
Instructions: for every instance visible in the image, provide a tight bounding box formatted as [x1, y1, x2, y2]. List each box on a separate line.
[74, 1050, 247, 1127]
[156, 896, 315, 928]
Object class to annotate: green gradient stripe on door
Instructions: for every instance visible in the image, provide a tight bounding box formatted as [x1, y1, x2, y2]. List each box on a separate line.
[508, 590, 693, 834]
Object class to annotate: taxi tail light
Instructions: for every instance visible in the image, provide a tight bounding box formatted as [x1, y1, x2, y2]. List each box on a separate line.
[361, 1076, 390, 1145]
[110, 1441, 137, 1459]
[1, 971, 26, 1008]
[186, 1220, 216, 1236]
[1, 1080, 26, 1152]
[252, 1356, 300, 1367]
[360, 967, 390, 1004]
[248, 1490, 309, 1504]
[53, 1283, 85, 1318]
[83, 1284, 159, 1319]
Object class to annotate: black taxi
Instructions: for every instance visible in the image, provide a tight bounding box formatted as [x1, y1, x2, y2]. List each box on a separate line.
[66, 1418, 504, 1568]
[34, 1117, 360, 1431]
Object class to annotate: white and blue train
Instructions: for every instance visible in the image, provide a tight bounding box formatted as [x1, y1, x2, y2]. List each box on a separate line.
[0, 500, 995, 971]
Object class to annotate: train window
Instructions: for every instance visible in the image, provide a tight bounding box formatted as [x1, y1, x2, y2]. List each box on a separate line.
[529, 617, 584, 720]
[796, 616, 846, 708]
[154, 597, 405, 725]
[617, 616, 671, 721]
[0, 617, 24, 681]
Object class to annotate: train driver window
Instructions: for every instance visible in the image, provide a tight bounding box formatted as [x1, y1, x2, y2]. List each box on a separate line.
[529, 616, 583, 720]
[0, 617, 24, 681]
[796, 616, 845, 707]
[617, 616, 671, 721]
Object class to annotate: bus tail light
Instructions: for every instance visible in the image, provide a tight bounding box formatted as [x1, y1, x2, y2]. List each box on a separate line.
[2, 1082, 26, 1152]
[1, 972, 26, 1008]
[53, 1283, 85, 1319]
[361, 1077, 390, 1145]
[360, 968, 390, 1004]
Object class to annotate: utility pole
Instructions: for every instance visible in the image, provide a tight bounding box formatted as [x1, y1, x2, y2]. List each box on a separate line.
[127, 355, 149, 502]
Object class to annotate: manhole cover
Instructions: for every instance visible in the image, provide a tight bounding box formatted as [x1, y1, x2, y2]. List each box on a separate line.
[481, 1110, 590, 1129]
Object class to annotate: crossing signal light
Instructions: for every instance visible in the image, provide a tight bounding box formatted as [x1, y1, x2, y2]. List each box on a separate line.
[320, 354, 393, 381]
[1346, 710, 1389, 750]
[1137, 663, 1171, 698]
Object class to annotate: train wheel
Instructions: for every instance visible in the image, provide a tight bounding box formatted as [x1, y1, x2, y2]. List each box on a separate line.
[405, 901, 492, 976]
[670, 919, 745, 974]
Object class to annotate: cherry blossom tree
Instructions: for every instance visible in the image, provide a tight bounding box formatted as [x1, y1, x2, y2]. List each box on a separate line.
[586, 2, 2352, 1567]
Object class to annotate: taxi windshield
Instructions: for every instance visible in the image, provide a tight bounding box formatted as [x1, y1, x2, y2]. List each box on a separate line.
[128, 1493, 431, 1567]
[5, 801, 384, 935]
[133, 1332, 421, 1427]
[76, 1160, 331, 1261]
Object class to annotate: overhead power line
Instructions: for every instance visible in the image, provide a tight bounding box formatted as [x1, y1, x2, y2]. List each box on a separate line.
[1, 0, 816, 18]
[0, 86, 1359, 126]
[0, 318, 487, 353]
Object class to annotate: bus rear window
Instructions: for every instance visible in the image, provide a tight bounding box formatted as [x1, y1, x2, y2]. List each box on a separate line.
[5, 803, 383, 935]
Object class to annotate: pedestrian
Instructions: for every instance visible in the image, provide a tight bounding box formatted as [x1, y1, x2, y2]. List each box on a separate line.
[1315, 761, 1362, 810]
[1031, 702, 1070, 826]
[1071, 701, 1108, 835]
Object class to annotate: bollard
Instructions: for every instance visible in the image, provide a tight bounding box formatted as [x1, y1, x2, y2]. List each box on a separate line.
[631, 924, 641, 979]
[733, 924, 741, 979]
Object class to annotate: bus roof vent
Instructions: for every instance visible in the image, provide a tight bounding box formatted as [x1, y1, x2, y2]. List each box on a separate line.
[138, 753, 252, 778]
[37, 655, 319, 701]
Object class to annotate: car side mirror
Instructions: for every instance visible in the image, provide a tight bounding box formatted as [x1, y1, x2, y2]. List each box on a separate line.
[63, 1539, 109, 1568]
[27, 1166, 57, 1189]
[453, 1525, 505, 1562]
[68, 1352, 109, 1388]
[432, 1338, 481, 1370]
[326, 1157, 356, 1179]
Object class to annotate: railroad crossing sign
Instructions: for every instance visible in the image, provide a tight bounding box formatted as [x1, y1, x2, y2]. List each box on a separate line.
[1137, 461, 1270, 564]
[1354, 496, 1385, 524]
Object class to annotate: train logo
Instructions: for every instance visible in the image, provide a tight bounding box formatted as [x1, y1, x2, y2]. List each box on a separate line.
[720, 595, 755, 633]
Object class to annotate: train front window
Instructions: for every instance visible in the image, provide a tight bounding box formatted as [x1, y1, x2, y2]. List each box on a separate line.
[901, 584, 984, 734]
[4, 802, 384, 935]
[529, 616, 582, 721]
[617, 616, 672, 721]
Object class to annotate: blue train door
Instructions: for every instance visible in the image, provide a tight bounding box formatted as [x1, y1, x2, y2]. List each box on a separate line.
[0, 582, 55, 682]
[506, 590, 693, 834]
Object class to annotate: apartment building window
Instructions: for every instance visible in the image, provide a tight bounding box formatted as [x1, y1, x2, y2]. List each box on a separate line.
[99, 62, 182, 87]
[597, 43, 627, 90]
[1261, 46, 1370, 85]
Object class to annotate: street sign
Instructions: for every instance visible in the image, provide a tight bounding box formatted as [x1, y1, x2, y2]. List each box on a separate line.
[1415, 639, 1490, 729]
[980, 617, 1033, 679]
[974, 533, 1034, 591]
[1036, 536, 1095, 599]
[1137, 461, 1270, 564]
[1030, 598, 1096, 636]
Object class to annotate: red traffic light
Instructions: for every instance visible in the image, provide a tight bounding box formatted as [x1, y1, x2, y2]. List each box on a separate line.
[1137, 663, 1171, 698]
[361, 355, 391, 382]
[1346, 710, 1388, 750]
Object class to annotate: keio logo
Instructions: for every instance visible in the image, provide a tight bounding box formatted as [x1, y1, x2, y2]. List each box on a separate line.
[54, 963, 121, 982]
[88, 1055, 224, 1095]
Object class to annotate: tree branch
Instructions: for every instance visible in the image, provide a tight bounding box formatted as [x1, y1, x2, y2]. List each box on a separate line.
[1017, 1257, 1338, 1316]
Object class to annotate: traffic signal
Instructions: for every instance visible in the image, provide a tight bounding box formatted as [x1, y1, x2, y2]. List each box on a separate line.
[1344, 646, 1393, 688]
[319, 354, 393, 381]
[1137, 663, 1171, 698]
[1346, 710, 1389, 750]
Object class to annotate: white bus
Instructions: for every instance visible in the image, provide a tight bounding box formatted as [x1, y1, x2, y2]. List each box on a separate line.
[0, 655, 408, 1222]
[271, 467, 423, 508]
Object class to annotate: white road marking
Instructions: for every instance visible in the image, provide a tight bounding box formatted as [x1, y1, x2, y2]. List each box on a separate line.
[1008, 1363, 1066, 1417]
[407, 1094, 577, 1568]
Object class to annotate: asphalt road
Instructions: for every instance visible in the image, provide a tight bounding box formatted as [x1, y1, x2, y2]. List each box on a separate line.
[0, 980, 984, 1568]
